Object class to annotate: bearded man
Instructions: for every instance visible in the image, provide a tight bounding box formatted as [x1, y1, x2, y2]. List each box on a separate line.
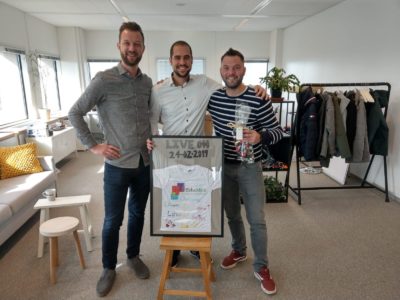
[149, 40, 267, 267]
[69, 22, 152, 297]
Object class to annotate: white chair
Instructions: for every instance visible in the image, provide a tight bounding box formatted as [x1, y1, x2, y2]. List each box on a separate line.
[39, 216, 86, 284]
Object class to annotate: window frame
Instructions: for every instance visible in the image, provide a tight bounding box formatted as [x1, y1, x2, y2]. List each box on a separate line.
[243, 59, 269, 88]
[37, 54, 62, 113]
[156, 58, 206, 81]
[87, 59, 119, 79]
[0, 48, 30, 127]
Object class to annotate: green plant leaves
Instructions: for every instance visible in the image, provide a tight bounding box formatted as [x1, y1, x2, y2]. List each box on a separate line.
[260, 67, 300, 92]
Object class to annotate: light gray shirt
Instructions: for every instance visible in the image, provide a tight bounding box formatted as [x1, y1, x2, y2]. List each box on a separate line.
[150, 74, 221, 136]
[68, 63, 153, 168]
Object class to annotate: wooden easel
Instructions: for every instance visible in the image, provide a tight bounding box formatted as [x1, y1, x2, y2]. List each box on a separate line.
[157, 236, 215, 300]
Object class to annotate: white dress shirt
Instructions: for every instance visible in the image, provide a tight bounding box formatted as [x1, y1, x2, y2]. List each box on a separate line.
[150, 74, 221, 136]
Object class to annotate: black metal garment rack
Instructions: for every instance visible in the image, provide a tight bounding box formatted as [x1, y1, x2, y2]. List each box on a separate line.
[289, 82, 391, 205]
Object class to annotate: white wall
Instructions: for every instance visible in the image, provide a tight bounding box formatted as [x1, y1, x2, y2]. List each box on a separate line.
[282, 0, 400, 199]
[0, 3, 29, 50]
[0, 3, 58, 55]
[57, 27, 89, 111]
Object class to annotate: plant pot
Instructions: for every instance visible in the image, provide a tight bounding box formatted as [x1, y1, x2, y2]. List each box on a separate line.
[270, 89, 282, 98]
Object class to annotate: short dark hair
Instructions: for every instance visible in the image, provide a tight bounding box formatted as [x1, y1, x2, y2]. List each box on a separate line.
[170, 40, 193, 58]
[119, 22, 145, 43]
[221, 48, 245, 62]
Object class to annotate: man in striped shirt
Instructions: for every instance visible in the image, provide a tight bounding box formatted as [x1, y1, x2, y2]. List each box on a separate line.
[148, 40, 267, 267]
[208, 48, 283, 295]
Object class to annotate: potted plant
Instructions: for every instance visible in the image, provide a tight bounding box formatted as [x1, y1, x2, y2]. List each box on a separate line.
[264, 176, 286, 202]
[260, 67, 300, 99]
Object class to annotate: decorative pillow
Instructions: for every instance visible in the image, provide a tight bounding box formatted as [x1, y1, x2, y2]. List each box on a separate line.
[0, 143, 43, 179]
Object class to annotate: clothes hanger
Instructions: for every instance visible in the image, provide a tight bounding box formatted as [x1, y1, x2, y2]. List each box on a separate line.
[356, 88, 374, 103]
[360, 88, 374, 102]
[311, 86, 323, 94]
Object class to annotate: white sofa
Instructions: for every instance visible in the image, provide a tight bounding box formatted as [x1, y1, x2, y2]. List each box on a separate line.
[0, 156, 56, 246]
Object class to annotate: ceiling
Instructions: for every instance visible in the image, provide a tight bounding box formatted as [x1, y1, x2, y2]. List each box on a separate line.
[0, 0, 345, 32]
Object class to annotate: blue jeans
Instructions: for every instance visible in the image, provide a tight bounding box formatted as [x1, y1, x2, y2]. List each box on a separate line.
[102, 158, 150, 269]
[223, 161, 268, 272]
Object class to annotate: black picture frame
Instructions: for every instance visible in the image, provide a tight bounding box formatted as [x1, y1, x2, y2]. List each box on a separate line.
[150, 136, 224, 237]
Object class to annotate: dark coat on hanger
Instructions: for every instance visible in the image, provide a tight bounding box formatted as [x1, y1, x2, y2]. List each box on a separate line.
[298, 87, 320, 161]
[315, 93, 327, 157]
[366, 90, 389, 155]
[344, 91, 357, 154]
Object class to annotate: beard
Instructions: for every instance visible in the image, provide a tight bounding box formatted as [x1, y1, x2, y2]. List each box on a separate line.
[223, 75, 243, 89]
[173, 65, 192, 79]
[120, 51, 142, 67]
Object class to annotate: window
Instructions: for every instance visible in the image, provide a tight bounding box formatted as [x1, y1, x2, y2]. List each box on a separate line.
[243, 60, 269, 87]
[38, 56, 62, 112]
[156, 58, 205, 81]
[88, 60, 119, 79]
[0, 49, 29, 126]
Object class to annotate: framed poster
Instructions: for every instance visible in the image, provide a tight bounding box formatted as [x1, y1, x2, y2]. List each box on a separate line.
[150, 136, 224, 237]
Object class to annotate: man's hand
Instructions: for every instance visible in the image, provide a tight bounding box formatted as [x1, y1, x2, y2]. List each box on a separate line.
[90, 144, 120, 160]
[146, 138, 154, 152]
[254, 85, 269, 100]
[243, 129, 261, 145]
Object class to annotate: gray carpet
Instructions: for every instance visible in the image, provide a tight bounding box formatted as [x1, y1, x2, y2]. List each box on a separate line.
[1, 151, 399, 300]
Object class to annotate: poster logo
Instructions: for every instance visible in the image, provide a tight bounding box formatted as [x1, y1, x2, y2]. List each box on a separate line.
[171, 183, 185, 200]
[171, 182, 207, 200]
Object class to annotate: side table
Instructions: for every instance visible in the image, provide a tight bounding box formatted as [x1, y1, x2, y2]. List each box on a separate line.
[34, 194, 94, 258]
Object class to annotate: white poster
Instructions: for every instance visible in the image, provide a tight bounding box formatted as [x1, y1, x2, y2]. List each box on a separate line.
[153, 164, 221, 232]
[150, 136, 224, 237]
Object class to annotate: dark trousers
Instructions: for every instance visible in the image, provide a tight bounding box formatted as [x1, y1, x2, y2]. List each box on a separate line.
[102, 158, 150, 269]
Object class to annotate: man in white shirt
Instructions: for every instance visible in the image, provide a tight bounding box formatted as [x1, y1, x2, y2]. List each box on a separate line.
[149, 40, 267, 267]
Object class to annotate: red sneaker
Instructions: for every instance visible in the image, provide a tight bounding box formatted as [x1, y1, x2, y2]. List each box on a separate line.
[220, 250, 247, 269]
[254, 266, 277, 295]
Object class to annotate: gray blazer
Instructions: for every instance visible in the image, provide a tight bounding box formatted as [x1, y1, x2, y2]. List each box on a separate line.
[350, 90, 370, 162]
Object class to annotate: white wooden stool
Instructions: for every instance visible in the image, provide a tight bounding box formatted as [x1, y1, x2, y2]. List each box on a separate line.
[39, 216, 86, 284]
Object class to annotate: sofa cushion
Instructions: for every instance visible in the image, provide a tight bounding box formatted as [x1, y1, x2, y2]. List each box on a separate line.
[0, 204, 12, 226]
[0, 143, 43, 179]
[0, 170, 55, 214]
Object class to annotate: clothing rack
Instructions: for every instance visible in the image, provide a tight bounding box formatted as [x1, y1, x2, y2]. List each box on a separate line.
[289, 82, 391, 205]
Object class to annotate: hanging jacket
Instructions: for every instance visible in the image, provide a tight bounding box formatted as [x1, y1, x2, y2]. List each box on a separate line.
[366, 89, 389, 155]
[344, 90, 357, 155]
[296, 87, 312, 158]
[299, 90, 320, 161]
[331, 93, 351, 160]
[315, 93, 327, 157]
[337, 91, 350, 132]
[350, 90, 370, 162]
[320, 92, 335, 167]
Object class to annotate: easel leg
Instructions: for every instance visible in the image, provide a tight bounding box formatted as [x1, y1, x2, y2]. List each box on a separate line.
[205, 251, 216, 281]
[157, 249, 173, 300]
[199, 251, 212, 300]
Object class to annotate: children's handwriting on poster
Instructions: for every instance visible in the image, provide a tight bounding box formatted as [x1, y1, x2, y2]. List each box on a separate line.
[166, 139, 210, 159]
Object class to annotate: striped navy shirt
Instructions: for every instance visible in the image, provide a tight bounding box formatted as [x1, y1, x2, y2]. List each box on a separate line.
[208, 86, 283, 162]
